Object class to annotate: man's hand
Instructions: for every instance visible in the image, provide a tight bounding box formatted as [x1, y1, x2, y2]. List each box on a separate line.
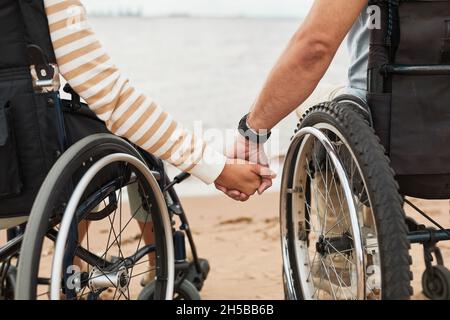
[215, 160, 273, 196]
[215, 133, 276, 201]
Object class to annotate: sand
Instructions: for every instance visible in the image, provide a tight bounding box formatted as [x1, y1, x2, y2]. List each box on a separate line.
[1, 192, 449, 300]
[180, 192, 283, 300]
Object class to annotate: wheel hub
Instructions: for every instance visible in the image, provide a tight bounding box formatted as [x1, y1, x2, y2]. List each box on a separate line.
[315, 236, 327, 255]
[315, 233, 353, 256]
[88, 266, 129, 294]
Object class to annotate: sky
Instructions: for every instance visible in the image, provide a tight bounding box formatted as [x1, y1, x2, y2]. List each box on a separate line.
[81, 0, 315, 18]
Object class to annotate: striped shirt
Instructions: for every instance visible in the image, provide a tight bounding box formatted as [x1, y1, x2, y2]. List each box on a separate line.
[43, 0, 226, 184]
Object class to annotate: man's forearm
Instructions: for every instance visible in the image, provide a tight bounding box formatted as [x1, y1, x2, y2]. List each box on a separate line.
[247, 33, 335, 131]
[247, 0, 368, 131]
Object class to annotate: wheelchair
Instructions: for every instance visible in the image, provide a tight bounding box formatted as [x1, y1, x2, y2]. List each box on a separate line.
[0, 55, 209, 301]
[280, 0, 450, 300]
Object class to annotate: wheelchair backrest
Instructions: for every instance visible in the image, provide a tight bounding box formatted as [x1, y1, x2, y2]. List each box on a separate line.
[367, 0, 450, 199]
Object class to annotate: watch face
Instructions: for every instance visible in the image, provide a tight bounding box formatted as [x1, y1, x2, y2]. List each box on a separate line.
[238, 114, 271, 143]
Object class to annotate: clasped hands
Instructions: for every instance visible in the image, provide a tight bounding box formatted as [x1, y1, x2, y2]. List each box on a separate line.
[214, 133, 276, 201]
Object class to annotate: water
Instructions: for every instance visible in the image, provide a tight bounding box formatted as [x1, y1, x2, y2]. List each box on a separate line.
[87, 17, 350, 194]
[82, 0, 314, 18]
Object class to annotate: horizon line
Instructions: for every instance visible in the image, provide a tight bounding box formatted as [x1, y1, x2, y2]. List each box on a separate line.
[87, 12, 305, 19]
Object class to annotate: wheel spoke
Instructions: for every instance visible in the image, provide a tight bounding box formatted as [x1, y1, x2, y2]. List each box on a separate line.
[127, 185, 152, 294]
[319, 258, 337, 299]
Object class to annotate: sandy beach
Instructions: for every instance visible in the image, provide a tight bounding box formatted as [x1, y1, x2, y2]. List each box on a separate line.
[1, 187, 449, 300]
[180, 192, 283, 300]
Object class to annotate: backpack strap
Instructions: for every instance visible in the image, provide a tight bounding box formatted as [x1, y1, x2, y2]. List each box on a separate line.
[16, 1, 60, 92]
[18, 0, 56, 63]
[17, 0, 56, 64]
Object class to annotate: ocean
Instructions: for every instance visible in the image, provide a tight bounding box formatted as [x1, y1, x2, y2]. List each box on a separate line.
[86, 17, 350, 195]
[82, 0, 314, 18]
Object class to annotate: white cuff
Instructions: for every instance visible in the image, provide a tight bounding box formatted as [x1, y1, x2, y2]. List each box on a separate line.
[188, 145, 227, 185]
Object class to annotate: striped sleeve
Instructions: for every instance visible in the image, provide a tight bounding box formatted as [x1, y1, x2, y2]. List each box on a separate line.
[43, 0, 226, 184]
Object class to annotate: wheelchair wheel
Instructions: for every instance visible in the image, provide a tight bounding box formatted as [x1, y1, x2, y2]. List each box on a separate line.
[16, 134, 174, 300]
[280, 102, 412, 300]
[138, 280, 201, 300]
[422, 265, 450, 300]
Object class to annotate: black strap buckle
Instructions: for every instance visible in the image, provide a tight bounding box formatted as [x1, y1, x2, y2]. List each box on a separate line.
[27, 45, 60, 92]
[63, 83, 82, 111]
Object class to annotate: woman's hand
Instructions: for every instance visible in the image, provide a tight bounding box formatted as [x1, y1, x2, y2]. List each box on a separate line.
[214, 159, 276, 200]
[215, 133, 276, 201]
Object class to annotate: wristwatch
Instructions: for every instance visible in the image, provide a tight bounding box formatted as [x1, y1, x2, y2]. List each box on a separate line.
[238, 113, 271, 144]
